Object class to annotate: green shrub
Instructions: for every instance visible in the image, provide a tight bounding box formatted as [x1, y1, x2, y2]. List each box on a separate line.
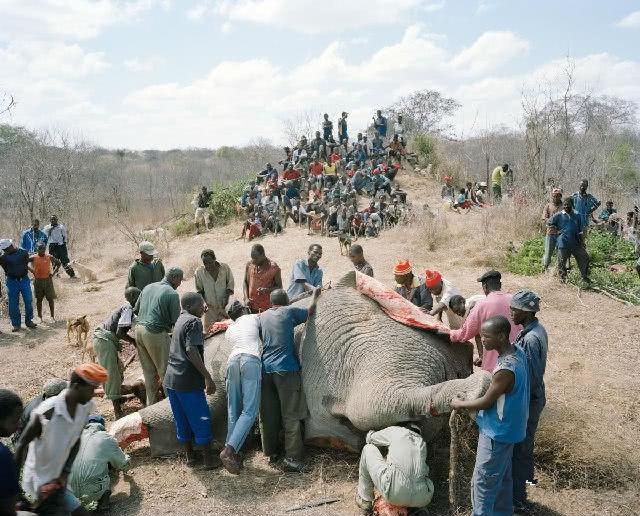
[412, 134, 439, 167]
[507, 229, 640, 304]
[169, 216, 195, 237]
[207, 180, 246, 226]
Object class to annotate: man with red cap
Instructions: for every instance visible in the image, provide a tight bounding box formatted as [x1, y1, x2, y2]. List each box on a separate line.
[448, 271, 521, 372]
[393, 260, 433, 310]
[425, 270, 463, 329]
[15, 364, 107, 516]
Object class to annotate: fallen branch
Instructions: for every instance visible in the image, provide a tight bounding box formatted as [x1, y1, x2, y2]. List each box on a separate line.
[285, 497, 340, 512]
[589, 286, 634, 306]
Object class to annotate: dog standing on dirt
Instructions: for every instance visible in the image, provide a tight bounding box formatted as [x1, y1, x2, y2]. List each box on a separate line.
[338, 232, 352, 256]
[67, 315, 93, 360]
[68, 261, 98, 283]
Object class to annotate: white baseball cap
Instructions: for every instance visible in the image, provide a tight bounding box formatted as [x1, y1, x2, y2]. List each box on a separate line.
[0, 238, 13, 250]
[138, 241, 157, 256]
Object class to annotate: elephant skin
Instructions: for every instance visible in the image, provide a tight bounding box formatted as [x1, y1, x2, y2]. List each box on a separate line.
[139, 271, 483, 456]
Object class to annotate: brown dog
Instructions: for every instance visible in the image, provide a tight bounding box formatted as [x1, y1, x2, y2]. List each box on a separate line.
[338, 232, 352, 256]
[67, 315, 92, 360]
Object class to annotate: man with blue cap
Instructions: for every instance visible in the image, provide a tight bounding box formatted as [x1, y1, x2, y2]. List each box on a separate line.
[510, 289, 548, 515]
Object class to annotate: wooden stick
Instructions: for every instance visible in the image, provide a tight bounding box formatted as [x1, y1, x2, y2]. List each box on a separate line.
[285, 497, 340, 512]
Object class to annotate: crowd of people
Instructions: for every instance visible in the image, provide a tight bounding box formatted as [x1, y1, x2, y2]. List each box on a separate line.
[193, 111, 414, 242]
[0, 108, 635, 516]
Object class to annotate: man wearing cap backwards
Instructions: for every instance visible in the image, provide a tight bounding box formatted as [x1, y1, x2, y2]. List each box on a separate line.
[510, 290, 548, 514]
[542, 189, 563, 270]
[93, 287, 146, 419]
[425, 270, 463, 329]
[0, 238, 37, 331]
[68, 415, 130, 511]
[126, 240, 165, 291]
[393, 260, 432, 310]
[11, 378, 67, 445]
[448, 271, 521, 372]
[15, 363, 108, 516]
[134, 267, 183, 405]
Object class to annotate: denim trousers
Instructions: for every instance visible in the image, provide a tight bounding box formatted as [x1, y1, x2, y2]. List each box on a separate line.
[6, 276, 33, 327]
[225, 353, 262, 452]
[472, 433, 514, 516]
[542, 234, 558, 269]
[512, 401, 544, 505]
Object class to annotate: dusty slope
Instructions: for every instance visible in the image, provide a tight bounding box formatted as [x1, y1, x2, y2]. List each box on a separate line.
[2, 169, 639, 515]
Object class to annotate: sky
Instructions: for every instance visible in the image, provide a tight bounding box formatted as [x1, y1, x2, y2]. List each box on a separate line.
[1, 0, 639, 150]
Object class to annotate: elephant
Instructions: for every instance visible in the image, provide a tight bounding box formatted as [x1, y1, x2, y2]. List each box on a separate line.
[138, 271, 490, 457]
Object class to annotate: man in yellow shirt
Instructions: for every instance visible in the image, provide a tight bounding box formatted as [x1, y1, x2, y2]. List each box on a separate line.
[323, 160, 337, 188]
[491, 163, 509, 203]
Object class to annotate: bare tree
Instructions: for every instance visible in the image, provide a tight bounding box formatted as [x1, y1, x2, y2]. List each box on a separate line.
[281, 109, 322, 147]
[386, 90, 460, 137]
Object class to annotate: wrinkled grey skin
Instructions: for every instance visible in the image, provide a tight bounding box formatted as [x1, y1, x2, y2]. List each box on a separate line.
[140, 271, 484, 456]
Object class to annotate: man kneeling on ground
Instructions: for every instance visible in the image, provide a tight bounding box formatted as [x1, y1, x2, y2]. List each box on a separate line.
[219, 304, 262, 474]
[355, 423, 434, 515]
[259, 287, 320, 473]
[68, 415, 130, 513]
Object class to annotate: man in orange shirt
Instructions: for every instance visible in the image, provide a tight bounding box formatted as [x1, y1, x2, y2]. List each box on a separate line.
[243, 244, 282, 313]
[29, 242, 60, 322]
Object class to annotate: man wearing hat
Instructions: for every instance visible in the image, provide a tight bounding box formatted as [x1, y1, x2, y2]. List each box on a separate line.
[425, 270, 463, 329]
[0, 238, 37, 331]
[15, 363, 107, 516]
[68, 414, 130, 511]
[542, 188, 563, 270]
[510, 290, 548, 514]
[393, 260, 432, 310]
[448, 271, 521, 372]
[126, 240, 165, 291]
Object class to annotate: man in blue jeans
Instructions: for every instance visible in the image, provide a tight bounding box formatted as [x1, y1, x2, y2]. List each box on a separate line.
[219, 305, 262, 474]
[510, 290, 548, 514]
[0, 239, 37, 331]
[451, 316, 530, 516]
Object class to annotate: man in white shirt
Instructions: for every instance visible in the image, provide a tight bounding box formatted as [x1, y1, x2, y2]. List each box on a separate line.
[394, 115, 406, 146]
[44, 215, 76, 278]
[424, 270, 464, 329]
[219, 305, 262, 474]
[15, 364, 107, 516]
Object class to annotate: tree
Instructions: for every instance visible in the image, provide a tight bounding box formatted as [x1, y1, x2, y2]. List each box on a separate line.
[386, 90, 460, 137]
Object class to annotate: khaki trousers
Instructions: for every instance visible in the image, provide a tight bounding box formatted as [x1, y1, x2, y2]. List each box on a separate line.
[135, 325, 170, 405]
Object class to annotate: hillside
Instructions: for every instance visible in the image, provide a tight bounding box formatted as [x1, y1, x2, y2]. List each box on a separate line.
[2, 169, 639, 516]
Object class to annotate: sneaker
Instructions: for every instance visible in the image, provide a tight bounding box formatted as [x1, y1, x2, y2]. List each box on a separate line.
[354, 493, 373, 515]
[25, 321, 37, 329]
[281, 457, 308, 473]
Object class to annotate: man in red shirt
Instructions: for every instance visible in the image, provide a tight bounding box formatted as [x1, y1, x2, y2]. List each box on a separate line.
[243, 244, 282, 313]
[309, 159, 324, 178]
[282, 163, 301, 181]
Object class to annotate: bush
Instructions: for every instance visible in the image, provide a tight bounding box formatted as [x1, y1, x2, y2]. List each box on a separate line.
[507, 229, 640, 304]
[207, 180, 246, 226]
[412, 134, 439, 168]
[168, 216, 195, 237]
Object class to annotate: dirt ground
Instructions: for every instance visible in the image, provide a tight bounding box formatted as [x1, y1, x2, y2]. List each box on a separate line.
[2, 170, 639, 515]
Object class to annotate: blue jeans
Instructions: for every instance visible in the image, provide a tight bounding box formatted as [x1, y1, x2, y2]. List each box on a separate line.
[472, 433, 514, 516]
[542, 234, 558, 269]
[512, 400, 544, 505]
[225, 353, 262, 452]
[165, 387, 213, 445]
[6, 276, 33, 328]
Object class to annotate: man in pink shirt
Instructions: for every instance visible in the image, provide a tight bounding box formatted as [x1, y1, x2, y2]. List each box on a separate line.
[448, 270, 521, 372]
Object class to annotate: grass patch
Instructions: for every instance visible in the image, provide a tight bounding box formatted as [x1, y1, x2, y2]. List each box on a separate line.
[207, 180, 246, 226]
[507, 229, 640, 304]
[168, 216, 195, 237]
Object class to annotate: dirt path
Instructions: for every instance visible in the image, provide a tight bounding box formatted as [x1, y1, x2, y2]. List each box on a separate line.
[2, 170, 639, 515]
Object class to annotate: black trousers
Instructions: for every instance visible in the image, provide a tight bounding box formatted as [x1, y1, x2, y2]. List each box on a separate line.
[557, 244, 589, 281]
[49, 243, 75, 277]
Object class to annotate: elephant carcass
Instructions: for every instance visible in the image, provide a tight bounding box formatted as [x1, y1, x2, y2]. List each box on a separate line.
[138, 271, 482, 456]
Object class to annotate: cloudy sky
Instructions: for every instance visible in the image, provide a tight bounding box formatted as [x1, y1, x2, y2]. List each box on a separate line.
[1, 0, 639, 150]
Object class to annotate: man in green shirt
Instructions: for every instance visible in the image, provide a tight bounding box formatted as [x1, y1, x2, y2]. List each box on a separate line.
[134, 267, 183, 405]
[126, 241, 165, 291]
[68, 415, 130, 511]
[491, 163, 509, 203]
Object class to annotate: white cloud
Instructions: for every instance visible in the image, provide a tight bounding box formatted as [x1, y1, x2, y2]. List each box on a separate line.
[617, 10, 640, 28]
[0, 0, 163, 40]
[214, 0, 446, 33]
[186, 1, 212, 20]
[452, 31, 530, 75]
[123, 56, 165, 72]
[476, 0, 496, 14]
